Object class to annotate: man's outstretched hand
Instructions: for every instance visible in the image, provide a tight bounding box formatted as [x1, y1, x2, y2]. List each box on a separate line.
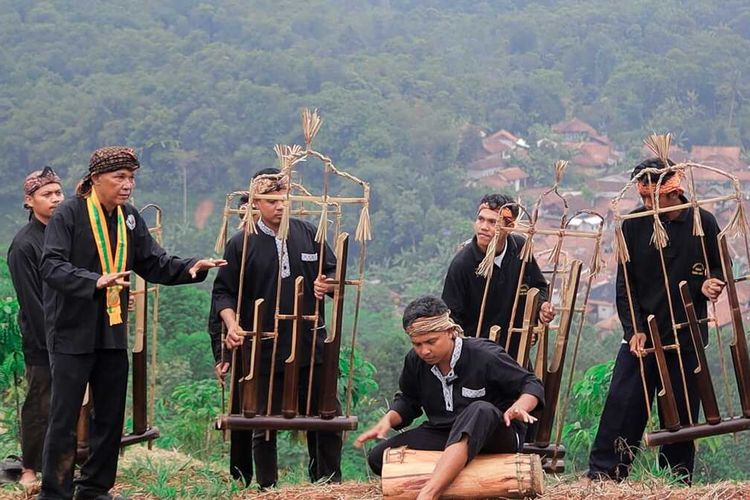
[354, 420, 391, 448]
[354, 411, 401, 448]
[189, 258, 227, 278]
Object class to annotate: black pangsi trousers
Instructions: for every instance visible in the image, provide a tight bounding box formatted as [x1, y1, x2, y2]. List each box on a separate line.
[39, 350, 128, 500]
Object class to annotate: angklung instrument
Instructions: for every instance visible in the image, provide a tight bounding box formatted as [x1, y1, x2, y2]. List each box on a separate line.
[215, 109, 370, 434]
[475, 161, 604, 473]
[609, 133, 750, 447]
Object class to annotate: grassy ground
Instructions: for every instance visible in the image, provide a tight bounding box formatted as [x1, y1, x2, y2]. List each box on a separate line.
[1, 446, 748, 499]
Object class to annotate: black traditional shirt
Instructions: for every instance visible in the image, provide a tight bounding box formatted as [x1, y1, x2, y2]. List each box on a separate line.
[8, 216, 48, 365]
[41, 197, 206, 354]
[441, 234, 548, 353]
[616, 202, 722, 349]
[211, 218, 336, 374]
[390, 336, 545, 430]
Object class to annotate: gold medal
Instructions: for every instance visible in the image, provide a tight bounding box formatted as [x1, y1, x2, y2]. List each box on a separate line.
[107, 286, 121, 308]
[106, 286, 123, 325]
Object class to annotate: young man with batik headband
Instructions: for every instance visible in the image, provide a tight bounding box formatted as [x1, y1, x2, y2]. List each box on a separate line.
[441, 193, 555, 357]
[39, 147, 225, 500]
[7, 167, 64, 490]
[354, 296, 544, 500]
[586, 158, 724, 483]
[212, 168, 342, 488]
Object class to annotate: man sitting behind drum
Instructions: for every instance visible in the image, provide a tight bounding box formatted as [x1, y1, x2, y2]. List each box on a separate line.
[354, 295, 544, 500]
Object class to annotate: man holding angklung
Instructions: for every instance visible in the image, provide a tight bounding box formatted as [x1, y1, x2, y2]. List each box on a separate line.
[441, 193, 555, 355]
[212, 168, 342, 489]
[586, 157, 725, 483]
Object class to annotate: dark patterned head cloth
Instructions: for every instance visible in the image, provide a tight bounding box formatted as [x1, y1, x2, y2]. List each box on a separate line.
[76, 146, 140, 197]
[24, 166, 61, 197]
[23, 166, 61, 208]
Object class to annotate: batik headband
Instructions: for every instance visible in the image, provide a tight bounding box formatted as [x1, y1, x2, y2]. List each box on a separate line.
[477, 202, 515, 221]
[405, 312, 464, 337]
[24, 166, 61, 197]
[636, 170, 685, 197]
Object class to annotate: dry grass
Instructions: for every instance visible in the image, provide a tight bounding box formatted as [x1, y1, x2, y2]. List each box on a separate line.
[1, 447, 748, 499]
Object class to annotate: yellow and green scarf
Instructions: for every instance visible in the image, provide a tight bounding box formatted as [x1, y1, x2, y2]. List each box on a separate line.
[86, 188, 128, 325]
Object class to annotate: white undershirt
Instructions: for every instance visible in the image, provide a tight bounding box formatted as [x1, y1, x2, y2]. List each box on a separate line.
[430, 337, 464, 412]
[494, 241, 508, 268]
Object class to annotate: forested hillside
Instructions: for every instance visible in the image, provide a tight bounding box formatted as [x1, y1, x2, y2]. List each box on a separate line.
[1, 0, 750, 261]
[2, 0, 750, 489]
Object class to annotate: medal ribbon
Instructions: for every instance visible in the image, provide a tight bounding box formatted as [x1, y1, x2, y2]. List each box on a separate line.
[86, 188, 128, 325]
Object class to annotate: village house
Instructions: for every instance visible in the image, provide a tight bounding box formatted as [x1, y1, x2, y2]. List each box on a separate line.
[466, 128, 531, 192]
[551, 117, 621, 175]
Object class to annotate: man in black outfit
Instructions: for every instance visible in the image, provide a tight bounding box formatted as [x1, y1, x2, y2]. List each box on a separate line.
[39, 146, 225, 500]
[212, 168, 342, 488]
[355, 295, 544, 500]
[442, 193, 555, 354]
[8, 167, 64, 490]
[586, 158, 725, 483]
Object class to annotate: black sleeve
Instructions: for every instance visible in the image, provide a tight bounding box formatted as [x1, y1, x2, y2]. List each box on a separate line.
[131, 209, 206, 285]
[211, 237, 241, 316]
[442, 257, 468, 330]
[8, 241, 46, 347]
[524, 255, 549, 304]
[207, 299, 224, 364]
[615, 221, 644, 342]
[323, 238, 337, 276]
[323, 237, 337, 298]
[41, 203, 100, 299]
[702, 211, 723, 281]
[389, 353, 423, 429]
[486, 343, 545, 411]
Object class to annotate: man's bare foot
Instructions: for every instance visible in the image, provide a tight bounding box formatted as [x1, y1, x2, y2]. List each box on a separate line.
[19, 469, 39, 490]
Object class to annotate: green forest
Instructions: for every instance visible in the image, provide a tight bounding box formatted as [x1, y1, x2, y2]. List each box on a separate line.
[2, 0, 750, 495]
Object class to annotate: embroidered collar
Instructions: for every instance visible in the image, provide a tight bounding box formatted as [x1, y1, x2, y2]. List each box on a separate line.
[430, 336, 464, 412]
[257, 218, 290, 278]
[257, 218, 277, 237]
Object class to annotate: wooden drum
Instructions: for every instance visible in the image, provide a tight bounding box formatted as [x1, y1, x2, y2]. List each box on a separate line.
[381, 447, 544, 499]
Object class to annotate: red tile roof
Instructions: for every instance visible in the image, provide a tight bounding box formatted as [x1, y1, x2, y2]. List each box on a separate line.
[482, 129, 522, 155]
[552, 117, 612, 145]
[469, 152, 511, 171]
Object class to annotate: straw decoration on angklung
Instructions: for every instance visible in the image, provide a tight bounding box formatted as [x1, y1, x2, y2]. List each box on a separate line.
[302, 108, 323, 148]
[213, 190, 251, 253]
[643, 133, 672, 249]
[476, 222, 501, 278]
[214, 192, 233, 253]
[724, 177, 749, 239]
[545, 160, 569, 266]
[355, 184, 372, 242]
[650, 174, 670, 249]
[686, 164, 705, 237]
